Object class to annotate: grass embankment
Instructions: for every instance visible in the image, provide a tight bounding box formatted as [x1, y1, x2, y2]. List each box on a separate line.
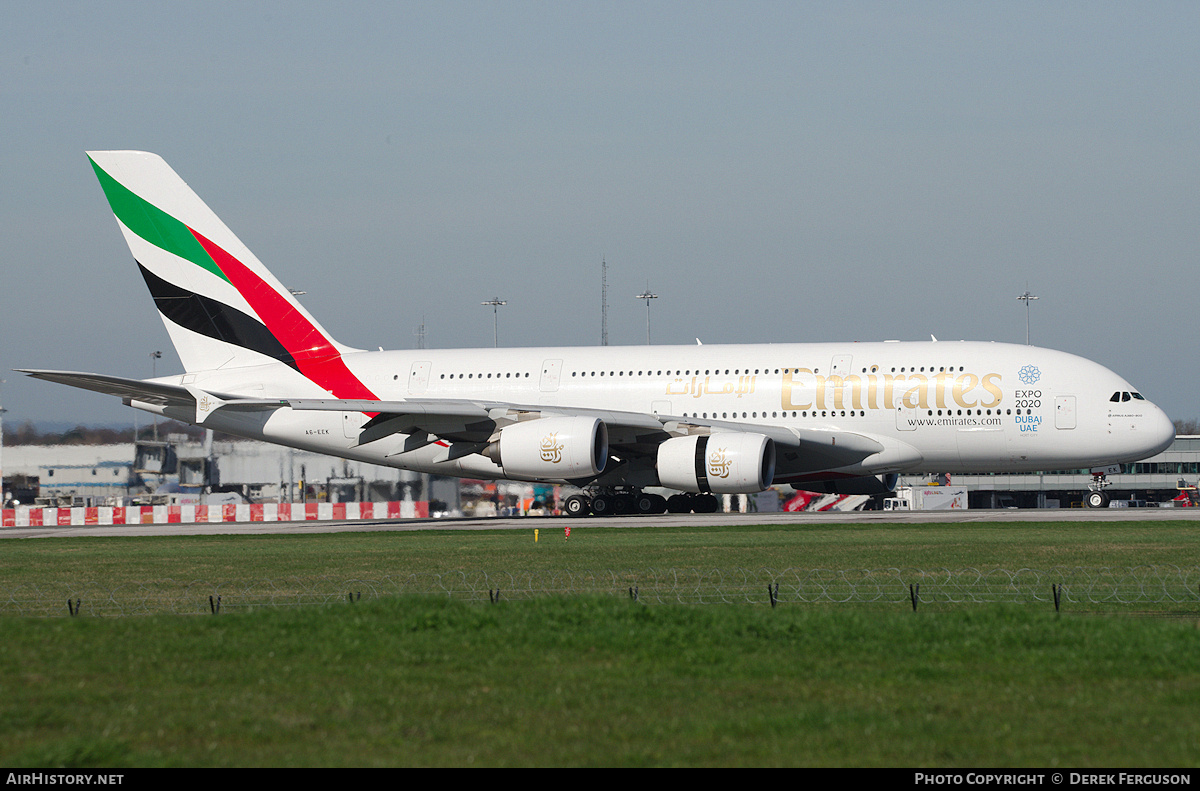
[2, 520, 1198, 587]
[2, 596, 1199, 767]
[1, 521, 1197, 766]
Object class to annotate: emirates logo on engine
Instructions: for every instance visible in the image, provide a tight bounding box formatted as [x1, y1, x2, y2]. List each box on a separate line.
[708, 447, 732, 479]
[540, 432, 564, 464]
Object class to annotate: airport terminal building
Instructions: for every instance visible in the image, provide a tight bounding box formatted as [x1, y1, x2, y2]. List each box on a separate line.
[4, 434, 1199, 513]
[900, 435, 1200, 509]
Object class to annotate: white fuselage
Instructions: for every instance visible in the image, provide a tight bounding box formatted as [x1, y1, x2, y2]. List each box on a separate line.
[149, 339, 1175, 486]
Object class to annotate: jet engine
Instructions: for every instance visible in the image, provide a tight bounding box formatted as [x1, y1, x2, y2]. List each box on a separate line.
[793, 473, 899, 495]
[482, 416, 608, 480]
[657, 433, 775, 494]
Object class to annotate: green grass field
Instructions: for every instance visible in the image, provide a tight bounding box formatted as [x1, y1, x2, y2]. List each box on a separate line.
[2, 520, 1198, 585]
[1, 520, 1198, 767]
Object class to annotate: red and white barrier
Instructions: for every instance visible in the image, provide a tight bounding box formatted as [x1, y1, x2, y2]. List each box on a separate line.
[1, 501, 429, 528]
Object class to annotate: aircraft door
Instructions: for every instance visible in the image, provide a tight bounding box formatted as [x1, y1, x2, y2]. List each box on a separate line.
[343, 411, 366, 439]
[408, 361, 431, 395]
[540, 359, 562, 392]
[830, 354, 853, 377]
[896, 406, 918, 431]
[1055, 396, 1076, 429]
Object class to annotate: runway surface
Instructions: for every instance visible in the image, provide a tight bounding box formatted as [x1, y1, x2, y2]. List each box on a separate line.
[3, 507, 1199, 539]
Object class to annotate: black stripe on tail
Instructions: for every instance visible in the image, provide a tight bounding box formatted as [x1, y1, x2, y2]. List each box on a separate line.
[137, 262, 299, 371]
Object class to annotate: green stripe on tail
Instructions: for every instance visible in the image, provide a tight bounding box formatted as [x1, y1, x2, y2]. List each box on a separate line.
[88, 155, 230, 284]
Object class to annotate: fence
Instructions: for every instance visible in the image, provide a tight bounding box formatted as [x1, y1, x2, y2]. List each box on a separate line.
[3, 566, 1199, 617]
[1, 500, 428, 527]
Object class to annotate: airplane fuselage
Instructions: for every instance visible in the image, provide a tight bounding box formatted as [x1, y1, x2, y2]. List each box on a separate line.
[147, 339, 1175, 486]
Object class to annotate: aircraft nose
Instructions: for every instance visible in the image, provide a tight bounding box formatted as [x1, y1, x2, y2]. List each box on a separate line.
[1145, 404, 1176, 457]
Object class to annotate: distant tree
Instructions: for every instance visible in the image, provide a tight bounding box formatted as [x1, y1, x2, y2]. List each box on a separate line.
[3, 419, 211, 445]
[1173, 419, 1200, 435]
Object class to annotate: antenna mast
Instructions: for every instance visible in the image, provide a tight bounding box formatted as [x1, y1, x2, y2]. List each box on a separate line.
[601, 258, 609, 346]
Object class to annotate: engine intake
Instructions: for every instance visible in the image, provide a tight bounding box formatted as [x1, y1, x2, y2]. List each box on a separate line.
[483, 416, 608, 480]
[657, 433, 775, 494]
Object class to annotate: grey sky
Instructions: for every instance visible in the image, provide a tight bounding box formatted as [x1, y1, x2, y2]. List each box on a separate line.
[3, 2, 1198, 426]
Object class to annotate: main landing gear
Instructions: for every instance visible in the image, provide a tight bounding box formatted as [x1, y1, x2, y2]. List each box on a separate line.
[563, 489, 722, 517]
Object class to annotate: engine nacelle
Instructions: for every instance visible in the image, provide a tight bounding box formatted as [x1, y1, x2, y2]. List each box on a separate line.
[793, 473, 899, 495]
[484, 416, 608, 480]
[657, 433, 775, 494]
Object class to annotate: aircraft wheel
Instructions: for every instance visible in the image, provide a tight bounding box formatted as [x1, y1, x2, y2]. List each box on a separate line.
[693, 493, 720, 513]
[563, 494, 591, 517]
[613, 494, 635, 515]
[590, 494, 616, 516]
[666, 494, 692, 513]
[1086, 490, 1109, 509]
[635, 493, 667, 515]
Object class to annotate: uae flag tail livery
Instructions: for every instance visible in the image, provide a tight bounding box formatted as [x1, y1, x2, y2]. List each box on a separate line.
[87, 150, 374, 401]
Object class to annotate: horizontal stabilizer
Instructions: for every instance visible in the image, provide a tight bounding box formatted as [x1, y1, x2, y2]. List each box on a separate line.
[17, 369, 225, 407]
[17, 370, 285, 420]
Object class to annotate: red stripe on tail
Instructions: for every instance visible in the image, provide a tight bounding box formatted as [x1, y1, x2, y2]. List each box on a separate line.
[190, 229, 378, 402]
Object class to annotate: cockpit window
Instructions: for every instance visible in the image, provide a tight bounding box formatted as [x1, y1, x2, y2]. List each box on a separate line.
[1131, 392, 1145, 400]
[1122, 392, 1131, 402]
[1110, 392, 1121, 402]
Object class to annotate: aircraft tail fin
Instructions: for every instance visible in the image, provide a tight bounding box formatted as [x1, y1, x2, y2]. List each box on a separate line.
[86, 150, 359, 376]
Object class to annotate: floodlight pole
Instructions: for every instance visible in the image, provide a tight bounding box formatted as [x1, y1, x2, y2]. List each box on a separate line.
[482, 298, 506, 347]
[150, 350, 162, 442]
[635, 286, 658, 345]
[0, 379, 6, 508]
[1016, 290, 1038, 345]
[415, 315, 426, 349]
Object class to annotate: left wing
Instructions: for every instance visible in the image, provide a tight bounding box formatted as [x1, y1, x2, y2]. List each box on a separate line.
[19, 370, 898, 476]
[284, 396, 888, 473]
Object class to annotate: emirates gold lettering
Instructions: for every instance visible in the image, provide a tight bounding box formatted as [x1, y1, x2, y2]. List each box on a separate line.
[708, 447, 733, 479]
[818, 375, 865, 410]
[883, 374, 904, 410]
[540, 433, 564, 464]
[842, 375, 865, 410]
[660, 367, 1007, 413]
[933, 371, 953, 409]
[980, 373, 1003, 408]
[781, 368, 814, 410]
[953, 373, 979, 408]
[902, 375, 930, 410]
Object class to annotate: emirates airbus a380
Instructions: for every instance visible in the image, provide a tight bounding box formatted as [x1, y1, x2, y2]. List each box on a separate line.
[21, 151, 1175, 515]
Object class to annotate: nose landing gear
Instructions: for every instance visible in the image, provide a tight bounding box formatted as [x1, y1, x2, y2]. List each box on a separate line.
[1085, 471, 1112, 508]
